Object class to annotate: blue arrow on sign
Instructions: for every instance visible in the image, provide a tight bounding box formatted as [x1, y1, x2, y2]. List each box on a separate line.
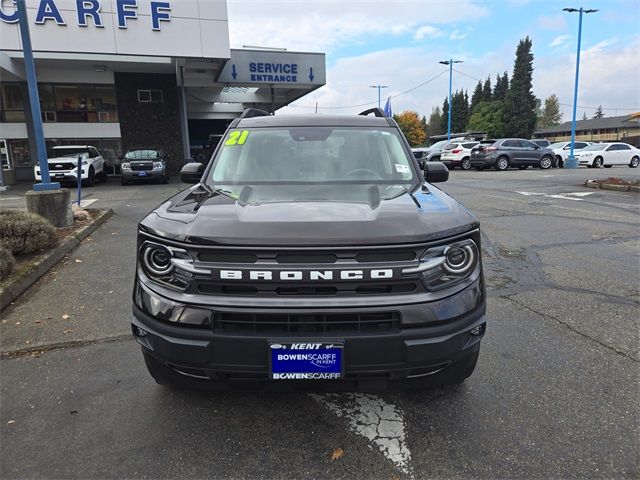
[309, 67, 314, 81]
[231, 64, 237, 80]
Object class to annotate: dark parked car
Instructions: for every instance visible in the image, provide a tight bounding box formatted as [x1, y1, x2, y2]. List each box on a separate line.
[121, 148, 170, 185]
[132, 108, 486, 392]
[470, 138, 555, 171]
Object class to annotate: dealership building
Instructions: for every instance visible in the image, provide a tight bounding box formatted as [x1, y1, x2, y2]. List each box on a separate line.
[0, 0, 325, 182]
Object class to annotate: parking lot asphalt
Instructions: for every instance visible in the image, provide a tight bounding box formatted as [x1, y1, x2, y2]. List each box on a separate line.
[1, 167, 639, 479]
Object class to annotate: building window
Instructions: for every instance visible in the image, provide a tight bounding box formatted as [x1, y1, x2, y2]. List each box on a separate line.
[0, 84, 26, 122]
[137, 89, 163, 103]
[1, 82, 118, 124]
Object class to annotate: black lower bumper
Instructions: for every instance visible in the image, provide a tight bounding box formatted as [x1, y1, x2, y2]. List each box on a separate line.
[132, 297, 486, 391]
[470, 156, 496, 168]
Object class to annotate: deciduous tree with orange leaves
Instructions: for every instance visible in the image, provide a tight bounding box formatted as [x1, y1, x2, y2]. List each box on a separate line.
[393, 110, 426, 147]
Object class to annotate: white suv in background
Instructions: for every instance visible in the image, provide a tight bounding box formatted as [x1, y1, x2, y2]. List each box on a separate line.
[440, 141, 481, 170]
[549, 141, 591, 168]
[34, 145, 107, 186]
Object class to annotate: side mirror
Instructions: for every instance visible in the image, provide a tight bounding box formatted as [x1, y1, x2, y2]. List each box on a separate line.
[180, 162, 204, 184]
[534, 144, 541, 149]
[423, 161, 449, 183]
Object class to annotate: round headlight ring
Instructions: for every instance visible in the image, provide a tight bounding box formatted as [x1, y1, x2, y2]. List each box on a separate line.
[443, 245, 475, 274]
[143, 245, 173, 275]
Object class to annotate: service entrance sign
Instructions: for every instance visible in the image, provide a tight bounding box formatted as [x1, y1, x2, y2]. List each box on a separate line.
[219, 49, 326, 87]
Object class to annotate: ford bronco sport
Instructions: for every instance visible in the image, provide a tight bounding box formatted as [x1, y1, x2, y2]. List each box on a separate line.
[132, 108, 486, 391]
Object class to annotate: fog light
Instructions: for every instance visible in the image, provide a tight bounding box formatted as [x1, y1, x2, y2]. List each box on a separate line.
[470, 325, 484, 336]
[135, 327, 148, 337]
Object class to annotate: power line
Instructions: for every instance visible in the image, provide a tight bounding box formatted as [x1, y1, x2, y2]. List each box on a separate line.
[288, 69, 449, 110]
[452, 67, 639, 112]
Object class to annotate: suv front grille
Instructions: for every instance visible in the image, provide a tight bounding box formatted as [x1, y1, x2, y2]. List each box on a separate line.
[49, 162, 75, 170]
[188, 245, 424, 298]
[213, 311, 401, 336]
[131, 163, 153, 171]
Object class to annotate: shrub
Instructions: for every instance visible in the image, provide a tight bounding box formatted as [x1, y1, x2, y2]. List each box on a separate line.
[0, 210, 58, 256]
[0, 244, 15, 280]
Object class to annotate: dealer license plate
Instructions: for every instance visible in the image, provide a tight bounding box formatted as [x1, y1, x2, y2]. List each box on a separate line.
[138, 171, 147, 177]
[270, 342, 344, 380]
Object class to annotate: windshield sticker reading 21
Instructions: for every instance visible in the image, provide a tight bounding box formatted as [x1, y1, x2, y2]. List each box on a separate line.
[225, 131, 250, 146]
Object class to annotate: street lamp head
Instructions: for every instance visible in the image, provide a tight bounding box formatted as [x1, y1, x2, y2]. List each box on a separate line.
[439, 61, 449, 65]
[584, 9, 599, 13]
[563, 7, 579, 12]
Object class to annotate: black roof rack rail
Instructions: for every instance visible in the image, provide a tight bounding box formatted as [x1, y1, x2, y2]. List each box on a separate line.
[240, 108, 271, 119]
[359, 107, 386, 117]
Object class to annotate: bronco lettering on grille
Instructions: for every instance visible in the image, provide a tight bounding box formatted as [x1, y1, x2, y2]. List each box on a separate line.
[212, 269, 395, 281]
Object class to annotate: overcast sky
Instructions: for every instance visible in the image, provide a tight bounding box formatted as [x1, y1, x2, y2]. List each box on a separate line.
[227, 0, 640, 121]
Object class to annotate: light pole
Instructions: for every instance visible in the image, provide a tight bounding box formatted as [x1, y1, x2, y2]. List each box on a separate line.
[439, 59, 463, 141]
[16, 0, 60, 191]
[563, 7, 598, 169]
[370, 85, 388, 109]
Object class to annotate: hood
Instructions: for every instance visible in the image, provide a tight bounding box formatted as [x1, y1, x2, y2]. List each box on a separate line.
[140, 185, 479, 246]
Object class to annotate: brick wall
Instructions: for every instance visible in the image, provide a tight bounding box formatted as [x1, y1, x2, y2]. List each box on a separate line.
[114, 72, 184, 173]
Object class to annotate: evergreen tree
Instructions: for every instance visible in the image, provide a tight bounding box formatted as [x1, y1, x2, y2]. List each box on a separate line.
[593, 105, 605, 119]
[426, 106, 445, 137]
[493, 71, 509, 100]
[537, 94, 562, 128]
[503, 37, 538, 138]
[482, 77, 492, 102]
[468, 101, 506, 138]
[440, 97, 450, 133]
[470, 81, 483, 113]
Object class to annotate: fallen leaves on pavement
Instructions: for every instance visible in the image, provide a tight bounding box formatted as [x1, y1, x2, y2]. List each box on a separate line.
[330, 448, 344, 461]
[62, 314, 70, 320]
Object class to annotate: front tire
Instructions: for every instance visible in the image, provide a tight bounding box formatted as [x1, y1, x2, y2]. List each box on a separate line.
[629, 156, 639, 168]
[592, 157, 603, 168]
[495, 156, 509, 171]
[460, 157, 471, 170]
[539, 156, 553, 169]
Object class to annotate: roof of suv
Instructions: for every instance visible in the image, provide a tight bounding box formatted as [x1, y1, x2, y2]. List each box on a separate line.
[236, 114, 394, 128]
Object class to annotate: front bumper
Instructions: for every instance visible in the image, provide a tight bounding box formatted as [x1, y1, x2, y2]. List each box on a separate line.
[131, 277, 486, 390]
[122, 169, 166, 181]
[34, 169, 87, 182]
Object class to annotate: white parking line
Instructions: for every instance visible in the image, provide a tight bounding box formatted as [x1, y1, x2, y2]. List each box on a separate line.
[79, 199, 98, 207]
[0, 196, 21, 201]
[516, 191, 595, 201]
[311, 393, 413, 475]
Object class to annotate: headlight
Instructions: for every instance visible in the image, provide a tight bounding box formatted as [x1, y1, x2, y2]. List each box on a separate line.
[139, 241, 209, 291]
[121, 162, 131, 170]
[153, 162, 164, 170]
[582, 153, 592, 157]
[404, 239, 479, 291]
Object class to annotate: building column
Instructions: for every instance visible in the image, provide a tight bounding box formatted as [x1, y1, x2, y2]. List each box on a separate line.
[177, 65, 191, 162]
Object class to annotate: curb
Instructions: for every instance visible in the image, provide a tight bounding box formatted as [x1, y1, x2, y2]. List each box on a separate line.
[584, 181, 638, 193]
[0, 208, 113, 311]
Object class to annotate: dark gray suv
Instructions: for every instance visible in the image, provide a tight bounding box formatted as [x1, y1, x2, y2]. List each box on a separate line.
[132, 108, 486, 392]
[470, 138, 555, 171]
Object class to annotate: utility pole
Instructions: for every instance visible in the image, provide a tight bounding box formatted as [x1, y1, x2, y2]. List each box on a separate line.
[370, 85, 388, 109]
[438, 59, 463, 141]
[563, 7, 598, 168]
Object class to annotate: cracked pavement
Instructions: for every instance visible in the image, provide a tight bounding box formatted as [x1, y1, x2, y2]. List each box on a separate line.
[1, 167, 639, 479]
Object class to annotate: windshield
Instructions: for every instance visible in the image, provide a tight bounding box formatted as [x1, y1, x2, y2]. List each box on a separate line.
[429, 140, 449, 150]
[581, 144, 608, 151]
[51, 148, 88, 158]
[125, 150, 159, 160]
[549, 142, 566, 149]
[209, 127, 416, 201]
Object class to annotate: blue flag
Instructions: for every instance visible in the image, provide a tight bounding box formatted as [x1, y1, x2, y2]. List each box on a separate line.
[383, 97, 392, 117]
